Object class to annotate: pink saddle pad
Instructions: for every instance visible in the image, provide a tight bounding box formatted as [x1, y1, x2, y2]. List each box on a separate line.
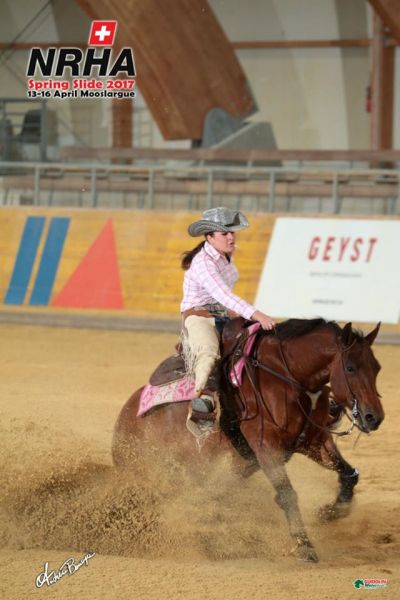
[137, 322, 261, 416]
[137, 376, 195, 416]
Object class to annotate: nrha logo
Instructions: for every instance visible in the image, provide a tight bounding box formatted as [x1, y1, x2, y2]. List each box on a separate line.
[26, 20, 135, 78]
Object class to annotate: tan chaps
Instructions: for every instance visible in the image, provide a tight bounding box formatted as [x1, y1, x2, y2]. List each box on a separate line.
[184, 315, 220, 396]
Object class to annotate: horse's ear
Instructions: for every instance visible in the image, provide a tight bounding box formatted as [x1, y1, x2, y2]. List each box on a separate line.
[365, 322, 381, 346]
[341, 322, 354, 346]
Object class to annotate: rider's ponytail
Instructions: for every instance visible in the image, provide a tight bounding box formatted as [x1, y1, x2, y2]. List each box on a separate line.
[181, 240, 206, 270]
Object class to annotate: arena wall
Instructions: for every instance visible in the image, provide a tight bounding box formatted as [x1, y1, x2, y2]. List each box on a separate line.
[0, 207, 274, 320]
[0, 207, 399, 334]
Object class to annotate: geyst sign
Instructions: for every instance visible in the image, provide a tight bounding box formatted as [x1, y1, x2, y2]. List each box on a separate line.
[307, 235, 377, 263]
[26, 20, 136, 99]
[255, 218, 400, 324]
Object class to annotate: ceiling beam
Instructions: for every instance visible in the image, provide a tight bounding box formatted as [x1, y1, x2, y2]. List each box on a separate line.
[112, 98, 133, 152]
[368, 0, 400, 42]
[3, 37, 400, 52]
[232, 39, 372, 49]
[370, 10, 395, 152]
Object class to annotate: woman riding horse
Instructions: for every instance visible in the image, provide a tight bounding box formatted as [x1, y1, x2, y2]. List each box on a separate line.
[181, 207, 275, 429]
[112, 208, 385, 563]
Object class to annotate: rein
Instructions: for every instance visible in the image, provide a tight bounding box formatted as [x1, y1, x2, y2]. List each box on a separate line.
[227, 329, 286, 432]
[249, 357, 304, 391]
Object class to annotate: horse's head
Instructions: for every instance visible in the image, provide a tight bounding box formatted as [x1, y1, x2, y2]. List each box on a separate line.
[329, 322, 384, 433]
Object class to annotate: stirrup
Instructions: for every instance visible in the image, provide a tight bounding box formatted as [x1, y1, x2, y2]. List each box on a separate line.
[192, 396, 215, 417]
[186, 395, 217, 439]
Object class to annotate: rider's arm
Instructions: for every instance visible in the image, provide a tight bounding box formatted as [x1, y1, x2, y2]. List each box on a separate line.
[198, 256, 276, 330]
[197, 253, 255, 318]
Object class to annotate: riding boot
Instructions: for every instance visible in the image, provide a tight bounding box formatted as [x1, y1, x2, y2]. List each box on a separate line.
[191, 395, 215, 425]
[186, 389, 219, 438]
[190, 355, 221, 418]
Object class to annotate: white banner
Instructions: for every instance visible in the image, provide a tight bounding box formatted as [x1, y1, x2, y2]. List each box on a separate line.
[255, 218, 400, 324]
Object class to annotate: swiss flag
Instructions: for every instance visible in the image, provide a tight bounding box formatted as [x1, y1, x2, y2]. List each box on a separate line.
[88, 21, 117, 46]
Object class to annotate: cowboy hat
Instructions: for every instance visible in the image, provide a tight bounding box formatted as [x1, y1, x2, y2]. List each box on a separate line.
[188, 206, 249, 237]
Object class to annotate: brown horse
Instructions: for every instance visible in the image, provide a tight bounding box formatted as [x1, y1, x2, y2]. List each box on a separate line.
[112, 318, 384, 562]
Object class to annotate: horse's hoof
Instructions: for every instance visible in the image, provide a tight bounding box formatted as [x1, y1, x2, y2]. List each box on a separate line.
[318, 502, 351, 522]
[292, 540, 319, 563]
[296, 546, 319, 563]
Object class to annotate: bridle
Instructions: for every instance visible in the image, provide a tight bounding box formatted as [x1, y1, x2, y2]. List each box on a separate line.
[336, 338, 362, 435]
[231, 329, 363, 438]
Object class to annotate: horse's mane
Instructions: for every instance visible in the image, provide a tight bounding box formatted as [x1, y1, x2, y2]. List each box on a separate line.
[268, 317, 343, 341]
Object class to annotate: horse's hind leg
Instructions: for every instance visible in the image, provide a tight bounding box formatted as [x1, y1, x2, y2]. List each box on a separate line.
[257, 451, 319, 562]
[303, 432, 359, 522]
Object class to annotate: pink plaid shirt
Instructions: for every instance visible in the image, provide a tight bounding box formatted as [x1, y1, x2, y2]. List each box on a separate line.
[180, 241, 256, 319]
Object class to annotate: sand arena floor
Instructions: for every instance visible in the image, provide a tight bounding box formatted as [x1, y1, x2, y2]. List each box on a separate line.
[0, 324, 399, 599]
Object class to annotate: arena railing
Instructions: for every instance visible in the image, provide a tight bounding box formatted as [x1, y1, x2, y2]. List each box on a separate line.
[0, 158, 399, 214]
[58, 146, 400, 167]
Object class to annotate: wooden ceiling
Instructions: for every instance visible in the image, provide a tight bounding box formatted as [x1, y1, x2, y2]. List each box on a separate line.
[75, 0, 256, 140]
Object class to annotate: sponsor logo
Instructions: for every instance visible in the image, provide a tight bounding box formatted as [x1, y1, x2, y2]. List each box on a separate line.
[353, 578, 388, 589]
[26, 20, 135, 100]
[3, 216, 123, 310]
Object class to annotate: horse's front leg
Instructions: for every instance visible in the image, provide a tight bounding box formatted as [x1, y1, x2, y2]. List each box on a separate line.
[256, 450, 319, 562]
[303, 432, 359, 522]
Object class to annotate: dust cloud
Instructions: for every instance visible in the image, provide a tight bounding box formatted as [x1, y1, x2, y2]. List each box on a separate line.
[0, 325, 398, 599]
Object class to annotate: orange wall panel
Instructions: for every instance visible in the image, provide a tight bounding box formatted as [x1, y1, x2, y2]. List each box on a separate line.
[0, 207, 273, 319]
